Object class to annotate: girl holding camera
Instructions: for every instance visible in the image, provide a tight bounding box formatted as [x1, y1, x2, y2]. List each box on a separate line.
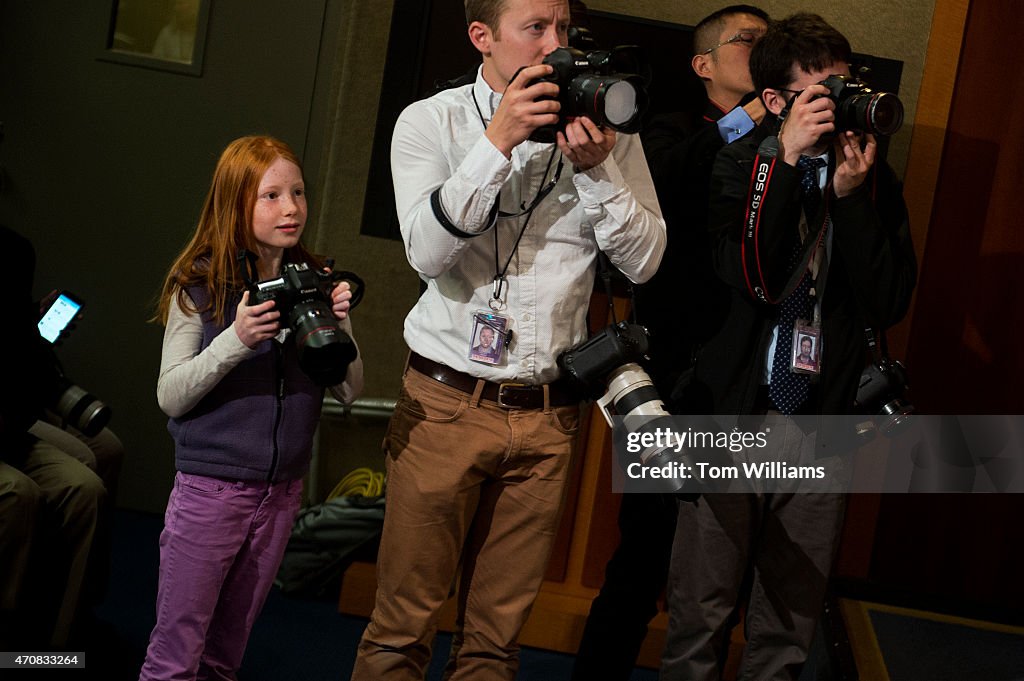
[140, 135, 363, 681]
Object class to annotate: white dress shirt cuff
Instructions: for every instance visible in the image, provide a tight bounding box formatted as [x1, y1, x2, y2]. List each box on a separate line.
[571, 154, 626, 205]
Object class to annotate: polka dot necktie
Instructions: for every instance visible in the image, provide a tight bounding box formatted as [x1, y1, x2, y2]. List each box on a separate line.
[768, 156, 825, 415]
[797, 155, 826, 217]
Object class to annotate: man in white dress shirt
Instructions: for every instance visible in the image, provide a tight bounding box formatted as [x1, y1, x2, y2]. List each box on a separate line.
[351, 1, 665, 679]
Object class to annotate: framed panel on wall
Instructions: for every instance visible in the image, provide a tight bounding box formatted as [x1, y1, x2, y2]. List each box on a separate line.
[99, 0, 212, 76]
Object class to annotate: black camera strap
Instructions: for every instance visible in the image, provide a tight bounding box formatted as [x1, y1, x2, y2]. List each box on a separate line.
[595, 251, 639, 327]
[430, 189, 499, 239]
[459, 86, 564, 308]
[490, 145, 563, 304]
[238, 249, 260, 290]
[863, 326, 890, 364]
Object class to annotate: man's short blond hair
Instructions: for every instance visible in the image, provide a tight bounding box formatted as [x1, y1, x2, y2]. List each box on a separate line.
[465, 0, 508, 30]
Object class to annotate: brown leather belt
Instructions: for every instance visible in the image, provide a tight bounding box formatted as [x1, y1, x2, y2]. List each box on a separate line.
[408, 352, 580, 409]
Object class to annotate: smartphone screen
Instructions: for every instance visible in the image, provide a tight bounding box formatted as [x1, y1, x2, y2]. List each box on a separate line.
[38, 292, 83, 343]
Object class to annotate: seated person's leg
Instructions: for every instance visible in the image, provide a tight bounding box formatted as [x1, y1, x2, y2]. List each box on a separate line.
[39, 411, 125, 495]
[19, 439, 105, 647]
[73, 425, 124, 496]
[32, 417, 124, 617]
[0, 461, 42, 648]
[30, 419, 97, 470]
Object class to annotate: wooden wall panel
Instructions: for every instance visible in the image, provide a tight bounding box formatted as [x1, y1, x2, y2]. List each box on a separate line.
[869, 0, 1024, 614]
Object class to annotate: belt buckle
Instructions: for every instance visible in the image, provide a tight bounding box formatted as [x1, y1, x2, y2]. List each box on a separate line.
[497, 382, 531, 409]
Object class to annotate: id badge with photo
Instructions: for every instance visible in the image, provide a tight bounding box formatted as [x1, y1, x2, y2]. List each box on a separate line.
[790, 319, 822, 375]
[469, 310, 512, 365]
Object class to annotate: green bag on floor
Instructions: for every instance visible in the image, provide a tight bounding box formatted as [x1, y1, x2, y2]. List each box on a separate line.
[275, 493, 385, 599]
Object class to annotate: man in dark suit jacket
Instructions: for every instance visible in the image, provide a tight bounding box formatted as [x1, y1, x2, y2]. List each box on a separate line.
[661, 13, 917, 681]
[573, 7, 770, 681]
[638, 5, 770, 401]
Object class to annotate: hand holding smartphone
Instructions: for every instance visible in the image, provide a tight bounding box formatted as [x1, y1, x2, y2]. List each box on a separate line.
[38, 290, 83, 343]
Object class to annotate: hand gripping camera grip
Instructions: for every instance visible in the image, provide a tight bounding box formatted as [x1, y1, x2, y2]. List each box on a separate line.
[331, 271, 365, 310]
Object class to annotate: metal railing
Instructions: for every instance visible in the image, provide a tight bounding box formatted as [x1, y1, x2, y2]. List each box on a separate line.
[310, 396, 396, 504]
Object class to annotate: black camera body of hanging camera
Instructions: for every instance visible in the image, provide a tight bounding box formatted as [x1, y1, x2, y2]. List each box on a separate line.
[558, 321, 650, 398]
[558, 321, 672, 437]
[525, 46, 649, 143]
[561, 321, 701, 495]
[855, 356, 914, 427]
[856, 358, 913, 417]
[241, 251, 363, 387]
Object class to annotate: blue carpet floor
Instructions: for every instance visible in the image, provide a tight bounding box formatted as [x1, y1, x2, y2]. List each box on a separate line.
[90, 509, 658, 680]
[81, 510, 1024, 680]
[870, 609, 1024, 681]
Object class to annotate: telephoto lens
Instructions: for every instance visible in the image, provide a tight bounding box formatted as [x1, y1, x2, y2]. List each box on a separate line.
[51, 379, 111, 437]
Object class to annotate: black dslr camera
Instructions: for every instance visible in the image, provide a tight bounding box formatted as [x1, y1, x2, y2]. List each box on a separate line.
[559, 321, 650, 397]
[559, 321, 669, 423]
[561, 321, 700, 494]
[855, 357, 914, 435]
[527, 46, 649, 143]
[811, 74, 904, 136]
[240, 251, 364, 387]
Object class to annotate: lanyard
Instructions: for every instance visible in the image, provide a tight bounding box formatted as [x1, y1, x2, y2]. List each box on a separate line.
[471, 88, 563, 310]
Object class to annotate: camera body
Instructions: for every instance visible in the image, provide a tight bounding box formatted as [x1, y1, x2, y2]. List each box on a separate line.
[248, 261, 338, 316]
[558, 321, 669, 425]
[813, 74, 904, 136]
[855, 357, 914, 435]
[246, 261, 363, 387]
[558, 321, 650, 398]
[528, 46, 648, 143]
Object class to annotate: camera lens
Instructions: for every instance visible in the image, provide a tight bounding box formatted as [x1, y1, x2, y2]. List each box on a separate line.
[878, 398, 915, 436]
[866, 92, 904, 135]
[602, 80, 639, 127]
[605, 363, 668, 419]
[53, 380, 112, 437]
[570, 75, 646, 133]
[290, 301, 357, 386]
[605, 363, 693, 493]
[841, 92, 904, 136]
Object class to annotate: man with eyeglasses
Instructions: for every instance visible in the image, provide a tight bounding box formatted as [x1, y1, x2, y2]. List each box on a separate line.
[638, 3, 770, 414]
[570, 7, 768, 681]
[660, 13, 915, 680]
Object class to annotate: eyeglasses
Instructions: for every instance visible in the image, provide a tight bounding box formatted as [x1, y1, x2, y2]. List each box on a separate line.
[701, 30, 763, 55]
[774, 87, 802, 103]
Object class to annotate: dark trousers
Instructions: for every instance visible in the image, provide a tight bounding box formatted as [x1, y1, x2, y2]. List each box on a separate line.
[661, 416, 847, 681]
[572, 492, 678, 681]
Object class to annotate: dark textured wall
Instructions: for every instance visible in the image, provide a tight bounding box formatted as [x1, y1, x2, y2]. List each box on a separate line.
[0, 0, 333, 512]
